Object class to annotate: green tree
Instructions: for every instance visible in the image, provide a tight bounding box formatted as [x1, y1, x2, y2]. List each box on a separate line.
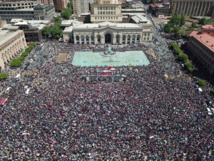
[184, 60, 193, 72]
[42, 27, 51, 37]
[191, 21, 197, 28]
[10, 58, 22, 67]
[169, 14, 181, 27]
[172, 27, 180, 37]
[0, 73, 8, 79]
[54, 17, 62, 25]
[164, 24, 172, 33]
[178, 53, 188, 61]
[210, 89, 214, 95]
[199, 18, 207, 25]
[197, 80, 207, 86]
[61, 8, 72, 20]
[180, 15, 185, 27]
[51, 25, 62, 39]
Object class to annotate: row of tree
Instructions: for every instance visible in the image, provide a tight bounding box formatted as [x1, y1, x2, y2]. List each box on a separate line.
[10, 43, 36, 67]
[0, 73, 8, 80]
[170, 42, 194, 72]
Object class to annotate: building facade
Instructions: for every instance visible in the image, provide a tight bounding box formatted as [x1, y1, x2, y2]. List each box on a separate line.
[37, 0, 54, 5]
[91, 0, 123, 23]
[187, 25, 214, 75]
[0, 2, 55, 22]
[53, 0, 68, 11]
[63, 21, 153, 44]
[171, 0, 214, 17]
[0, 28, 27, 71]
[149, 3, 170, 17]
[73, 0, 91, 16]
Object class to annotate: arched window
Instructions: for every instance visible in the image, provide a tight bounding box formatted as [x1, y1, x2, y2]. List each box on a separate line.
[127, 35, 131, 44]
[132, 35, 136, 43]
[86, 36, 89, 44]
[137, 35, 140, 43]
[97, 35, 101, 44]
[122, 35, 126, 44]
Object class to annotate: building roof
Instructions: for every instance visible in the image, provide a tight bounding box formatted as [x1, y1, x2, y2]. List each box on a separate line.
[190, 31, 214, 52]
[150, 3, 163, 8]
[0, 30, 22, 46]
[35, 4, 43, 8]
[202, 25, 214, 30]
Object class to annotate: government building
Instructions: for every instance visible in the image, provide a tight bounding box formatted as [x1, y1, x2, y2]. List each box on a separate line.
[63, 0, 153, 45]
[0, 27, 27, 71]
[187, 25, 214, 75]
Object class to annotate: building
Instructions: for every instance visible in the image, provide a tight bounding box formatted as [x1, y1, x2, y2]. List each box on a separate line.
[91, 0, 123, 23]
[0, 27, 27, 71]
[53, 0, 68, 11]
[37, 0, 54, 5]
[10, 19, 51, 42]
[187, 25, 214, 75]
[73, 0, 91, 16]
[149, 3, 170, 17]
[0, 2, 55, 22]
[171, 0, 214, 17]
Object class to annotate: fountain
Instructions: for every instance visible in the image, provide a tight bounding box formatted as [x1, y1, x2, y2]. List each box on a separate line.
[101, 46, 117, 57]
[104, 46, 115, 55]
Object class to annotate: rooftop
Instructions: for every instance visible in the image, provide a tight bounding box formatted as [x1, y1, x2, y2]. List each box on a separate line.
[202, 25, 214, 30]
[190, 31, 214, 52]
[0, 30, 22, 46]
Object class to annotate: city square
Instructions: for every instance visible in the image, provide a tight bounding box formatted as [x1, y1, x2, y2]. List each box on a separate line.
[0, 0, 214, 160]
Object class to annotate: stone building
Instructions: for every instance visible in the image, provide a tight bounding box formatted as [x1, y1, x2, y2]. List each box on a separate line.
[53, 0, 68, 11]
[73, 0, 91, 16]
[187, 25, 214, 75]
[0, 1, 55, 22]
[171, 0, 214, 17]
[0, 27, 27, 71]
[148, 3, 170, 17]
[91, 0, 123, 23]
[63, 0, 153, 44]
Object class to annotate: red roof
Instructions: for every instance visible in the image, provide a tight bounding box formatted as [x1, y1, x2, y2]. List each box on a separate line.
[150, 3, 163, 8]
[202, 25, 214, 30]
[190, 31, 214, 52]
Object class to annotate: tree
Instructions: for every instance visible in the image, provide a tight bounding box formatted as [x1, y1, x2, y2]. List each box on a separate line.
[169, 14, 181, 27]
[180, 15, 185, 27]
[0, 73, 8, 79]
[197, 80, 207, 86]
[199, 18, 207, 25]
[10, 58, 22, 67]
[61, 8, 72, 20]
[191, 22, 197, 28]
[210, 89, 214, 95]
[51, 25, 62, 39]
[164, 24, 172, 33]
[172, 27, 180, 37]
[178, 53, 188, 61]
[54, 17, 62, 25]
[184, 60, 193, 72]
[42, 27, 51, 37]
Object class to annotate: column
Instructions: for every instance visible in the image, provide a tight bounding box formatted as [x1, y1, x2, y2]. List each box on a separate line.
[84, 36, 86, 44]
[195, 1, 200, 16]
[101, 36, 105, 44]
[94, 36, 97, 44]
[89, 36, 91, 44]
[113, 35, 116, 44]
[119, 35, 122, 45]
[74, 35, 77, 44]
[135, 35, 137, 43]
[125, 35, 128, 44]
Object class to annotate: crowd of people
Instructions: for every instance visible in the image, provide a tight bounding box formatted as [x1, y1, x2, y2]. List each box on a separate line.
[0, 42, 213, 160]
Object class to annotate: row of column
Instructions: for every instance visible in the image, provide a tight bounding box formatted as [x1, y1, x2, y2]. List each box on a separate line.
[74, 34, 142, 45]
[174, 1, 214, 16]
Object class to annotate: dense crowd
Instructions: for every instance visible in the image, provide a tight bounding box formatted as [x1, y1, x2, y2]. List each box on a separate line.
[0, 42, 213, 160]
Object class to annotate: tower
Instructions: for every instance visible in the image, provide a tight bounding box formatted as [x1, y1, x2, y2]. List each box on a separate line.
[90, 0, 122, 23]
